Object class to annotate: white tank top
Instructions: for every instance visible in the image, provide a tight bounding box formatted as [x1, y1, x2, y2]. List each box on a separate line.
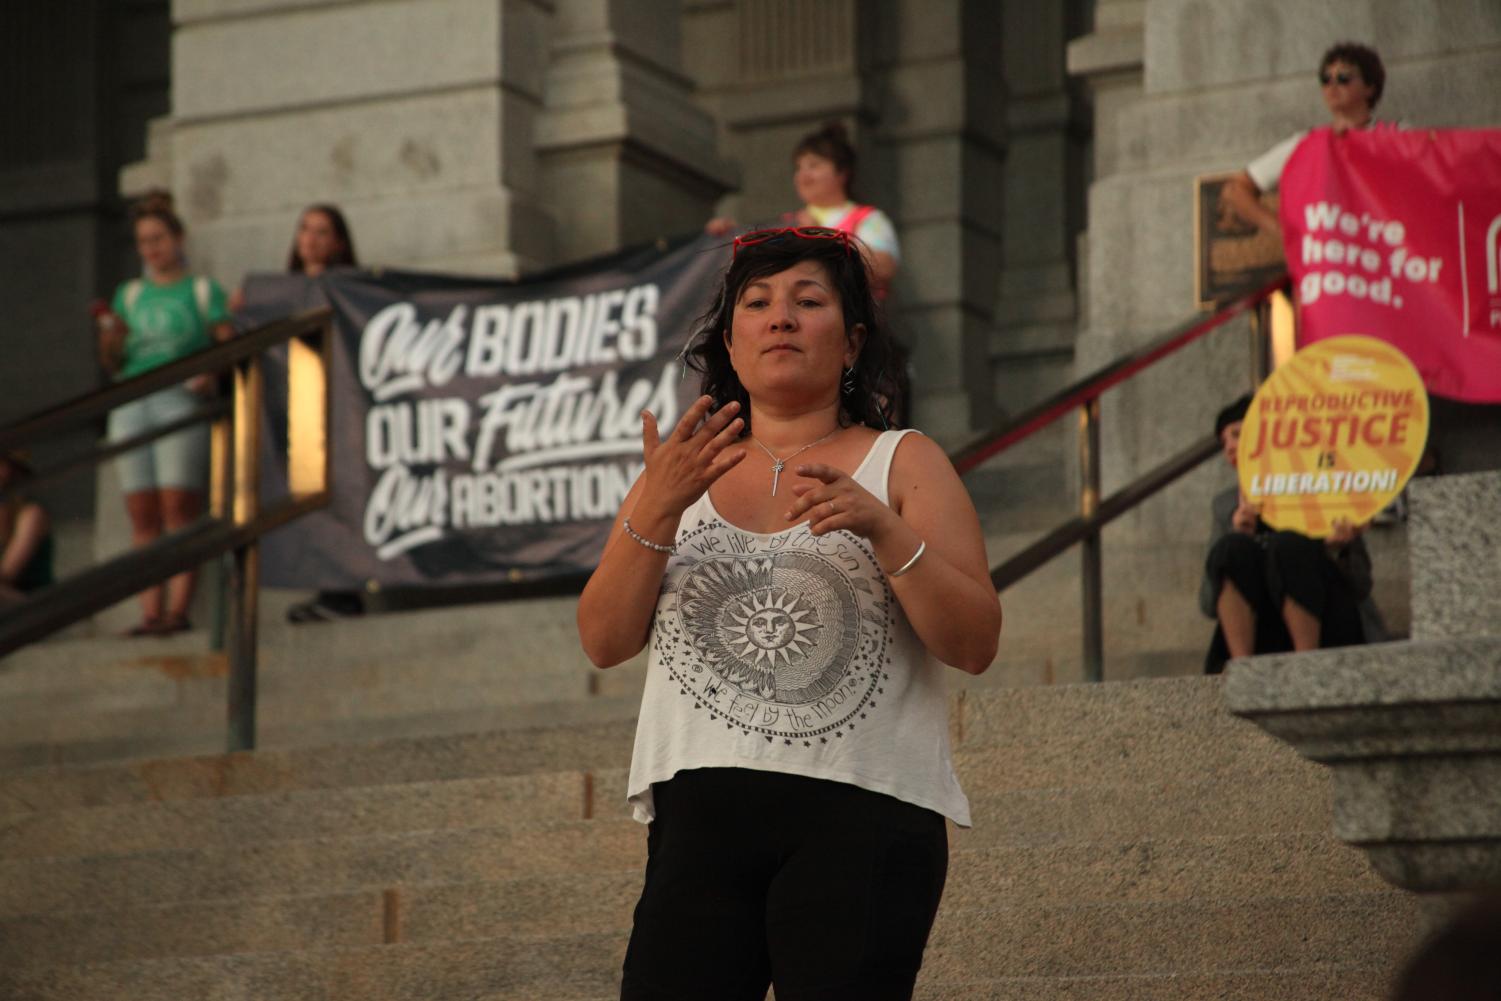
[625, 429, 972, 827]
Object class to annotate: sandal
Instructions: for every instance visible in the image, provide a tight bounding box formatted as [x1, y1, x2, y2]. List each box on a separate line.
[153, 614, 192, 636]
[125, 618, 163, 638]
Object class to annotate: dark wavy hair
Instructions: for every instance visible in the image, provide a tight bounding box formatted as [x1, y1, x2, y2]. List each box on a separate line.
[793, 120, 859, 200]
[287, 204, 359, 273]
[1321, 42, 1385, 108]
[686, 232, 904, 432]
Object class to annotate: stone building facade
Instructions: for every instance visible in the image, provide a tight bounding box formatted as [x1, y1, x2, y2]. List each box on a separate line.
[4, 0, 1499, 592]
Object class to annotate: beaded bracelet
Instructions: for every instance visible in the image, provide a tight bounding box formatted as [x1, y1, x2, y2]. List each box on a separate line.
[886, 540, 926, 578]
[623, 518, 676, 556]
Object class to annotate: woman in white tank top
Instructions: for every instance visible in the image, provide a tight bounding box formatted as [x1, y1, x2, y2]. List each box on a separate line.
[577, 228, 1002, 1001]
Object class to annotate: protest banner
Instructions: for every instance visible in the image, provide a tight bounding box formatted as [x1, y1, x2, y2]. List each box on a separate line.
[1279, 124, 1501, 402]
[240, 234, 725, 589]
[1239, 334, 1428, 535]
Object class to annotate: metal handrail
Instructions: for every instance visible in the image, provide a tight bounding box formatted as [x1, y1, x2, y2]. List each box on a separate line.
[0, 308, 334, 751]
[0, 311, 328, 450]
[952, 275, 1288, 476]
[956, 275, 1289, 680]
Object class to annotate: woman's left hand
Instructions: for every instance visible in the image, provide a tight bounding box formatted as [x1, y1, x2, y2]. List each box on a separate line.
[1325, 516, 1365, 550]
[785, 463, 902, 542]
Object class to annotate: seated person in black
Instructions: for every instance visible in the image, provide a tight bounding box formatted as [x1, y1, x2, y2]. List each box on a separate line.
[0, 449, 54, 607]
[1200, 396, 1385, 673]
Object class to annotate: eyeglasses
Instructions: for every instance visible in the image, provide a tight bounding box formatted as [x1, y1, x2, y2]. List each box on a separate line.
[732, 226, 854, 258]
[1319, 70, 1355, 86]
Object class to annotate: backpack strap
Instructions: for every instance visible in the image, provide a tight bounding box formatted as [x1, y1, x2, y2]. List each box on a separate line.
[835, 204, 876, 234]
[123, 278, 144, 313]
[193, 276, 212, 325]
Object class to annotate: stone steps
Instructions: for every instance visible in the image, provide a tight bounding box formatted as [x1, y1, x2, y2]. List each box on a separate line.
[0, 893, 1414, 1000]
[0, 757, 1331, 864]
[0, 718, 635, 822]
[0, 692, 643, 772]
[916, 968, 1388, 1001]
[0, 676, 1297, 816]
[923, 893, 1423, 980]
[0, 818, 647, 919]
[0, 934, 628, 1001]
[960, 770, 1331, 846]
[1, 817, 1377, 920]
[0, 769, 619, 860]
[0, 871, 644, 967]
[0, 654, 600, 727]
[0, 669, 1423, 996]
[0, 831, 1383, 969]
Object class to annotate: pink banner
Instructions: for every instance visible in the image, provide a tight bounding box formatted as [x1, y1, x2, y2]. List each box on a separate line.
[1280, 124, 1501, 402]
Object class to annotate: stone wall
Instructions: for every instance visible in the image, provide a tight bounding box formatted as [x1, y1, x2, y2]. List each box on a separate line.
[0, 1, 170, 527]
[1068, 0, 1501, 544]
[684, 0, 1012, 440]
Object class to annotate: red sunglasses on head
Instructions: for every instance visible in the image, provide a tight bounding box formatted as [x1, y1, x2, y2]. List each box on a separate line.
[732, 226, 854, 258]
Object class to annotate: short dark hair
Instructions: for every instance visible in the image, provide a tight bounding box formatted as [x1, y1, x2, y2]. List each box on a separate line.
[1321, 42, 1385, 108]
[1215, 394, 1252, 438]
[288, 204, 359, 273]
[792, 121, 859, 200]
[686, 233, 903, 432]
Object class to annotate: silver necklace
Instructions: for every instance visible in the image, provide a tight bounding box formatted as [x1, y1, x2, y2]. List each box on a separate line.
[749, 428, 840, 496]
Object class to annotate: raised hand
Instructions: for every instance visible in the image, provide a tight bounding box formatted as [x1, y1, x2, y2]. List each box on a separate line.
[785, 463, 902, 542]
[634, 396, 746, 524]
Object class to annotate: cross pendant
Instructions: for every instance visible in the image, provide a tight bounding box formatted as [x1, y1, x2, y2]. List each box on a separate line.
[770, 460, 785, 496]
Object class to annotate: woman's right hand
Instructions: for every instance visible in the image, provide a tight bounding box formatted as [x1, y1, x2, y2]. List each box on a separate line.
[95, 313, 126, 374]
[632, 396, 745, 527]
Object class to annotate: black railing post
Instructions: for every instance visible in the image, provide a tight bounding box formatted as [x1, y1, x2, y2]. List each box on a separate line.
[1079, 397, 1103, 682]
[1250, 295, 1274, 387]
[227, 352, 264, 752]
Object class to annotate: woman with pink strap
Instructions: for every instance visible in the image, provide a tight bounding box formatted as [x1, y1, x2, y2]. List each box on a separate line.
[709, 121, 902, 297]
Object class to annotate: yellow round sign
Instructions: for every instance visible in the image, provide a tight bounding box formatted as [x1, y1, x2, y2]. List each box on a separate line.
[1238, 335, 1428, 536]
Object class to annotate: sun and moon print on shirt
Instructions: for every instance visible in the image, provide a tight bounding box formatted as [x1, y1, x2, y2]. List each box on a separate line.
[653, 517, 896, 748]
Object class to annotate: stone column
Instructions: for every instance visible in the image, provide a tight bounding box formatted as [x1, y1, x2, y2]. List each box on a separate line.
[535, 0, 735, 262]
[991, 0, 1088, 415]
[125, 0, 556, 278]
[683, 0, 1005, 443]
[867, 0, 1006, 439]
[684, 0, 860, 226]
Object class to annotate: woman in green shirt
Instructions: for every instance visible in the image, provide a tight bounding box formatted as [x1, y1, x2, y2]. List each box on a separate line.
[100, 191, 234, 636]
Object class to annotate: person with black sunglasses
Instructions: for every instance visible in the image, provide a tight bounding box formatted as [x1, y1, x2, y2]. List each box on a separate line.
[1224, 42, 1386, 237]
[578, 229, 1001, 1000]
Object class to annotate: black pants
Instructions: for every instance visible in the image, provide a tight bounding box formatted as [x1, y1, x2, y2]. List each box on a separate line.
[1203, 531, 1365, 673]
[620, 767, 949, 1001]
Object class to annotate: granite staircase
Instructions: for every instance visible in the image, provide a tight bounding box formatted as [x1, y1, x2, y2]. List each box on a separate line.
[0, 586, 1428, 998]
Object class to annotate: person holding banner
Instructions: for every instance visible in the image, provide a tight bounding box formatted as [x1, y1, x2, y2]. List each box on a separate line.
[1224, 42, 1386, 236]
[1200, 396, 1384, 674]
[102, 191, 234, 636]
[708, 121, 901, 296]
[578, 228, 1000, 1000]
[262, 205, 371, 625]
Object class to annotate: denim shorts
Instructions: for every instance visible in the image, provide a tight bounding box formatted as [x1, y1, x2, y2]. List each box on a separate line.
[107, 385, 210, 493]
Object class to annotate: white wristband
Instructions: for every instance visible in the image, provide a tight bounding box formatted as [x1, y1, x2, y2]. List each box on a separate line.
[886, 540, 925, 578]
